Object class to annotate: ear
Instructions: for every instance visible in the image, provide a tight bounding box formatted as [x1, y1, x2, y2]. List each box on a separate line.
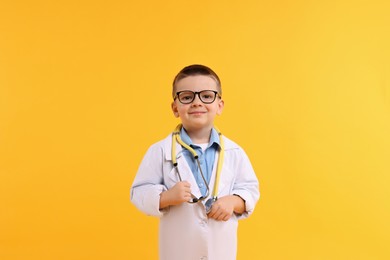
[171, 101, 180, 118]
[216, 99, 224, 116]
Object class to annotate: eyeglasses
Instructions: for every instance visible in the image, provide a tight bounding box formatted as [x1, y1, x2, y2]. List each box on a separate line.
[174, 90, 221, 104]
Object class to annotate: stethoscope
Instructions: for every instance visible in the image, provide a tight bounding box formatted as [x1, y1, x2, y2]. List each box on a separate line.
[171, 124, 225, 213]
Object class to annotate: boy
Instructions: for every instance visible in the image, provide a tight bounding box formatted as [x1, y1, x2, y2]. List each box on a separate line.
[131, 64, 259, 260]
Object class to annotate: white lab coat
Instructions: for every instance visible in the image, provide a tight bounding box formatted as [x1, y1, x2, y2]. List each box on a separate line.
[131, 133, 259, 260]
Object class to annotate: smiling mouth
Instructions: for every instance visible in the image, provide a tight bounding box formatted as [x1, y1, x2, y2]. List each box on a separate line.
[189, 111, 206, 115]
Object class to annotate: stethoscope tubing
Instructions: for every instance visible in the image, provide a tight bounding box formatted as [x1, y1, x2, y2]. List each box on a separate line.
[171, 124, 224, 206]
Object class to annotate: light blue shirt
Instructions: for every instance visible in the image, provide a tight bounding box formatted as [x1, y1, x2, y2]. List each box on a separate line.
[180, 127, 220, 197]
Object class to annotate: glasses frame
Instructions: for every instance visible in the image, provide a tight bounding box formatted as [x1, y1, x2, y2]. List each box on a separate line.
[174, 90, 221, 104]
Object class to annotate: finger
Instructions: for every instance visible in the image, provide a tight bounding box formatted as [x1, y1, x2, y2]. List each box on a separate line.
[207, 206, 218, 218]
[182, 192, 192, 200]
[222, 215, 230, 221]
[183, 190, 192, 197]
[209, 206, 223, 219]
[182, 181, 191, 187]
[214, 211, 224, 221]
[213, 203, 222, 213]
[212, 213, 221, 221]
[218, 212, 229, 221]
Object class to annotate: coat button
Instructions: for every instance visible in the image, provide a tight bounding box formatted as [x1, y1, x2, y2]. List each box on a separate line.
[199, 219, 207, 226]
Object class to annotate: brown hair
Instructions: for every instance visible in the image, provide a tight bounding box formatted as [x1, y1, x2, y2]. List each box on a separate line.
[172, 64, 222, 99]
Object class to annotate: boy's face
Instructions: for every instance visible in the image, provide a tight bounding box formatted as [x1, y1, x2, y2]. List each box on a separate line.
[171, 75, 224, 133]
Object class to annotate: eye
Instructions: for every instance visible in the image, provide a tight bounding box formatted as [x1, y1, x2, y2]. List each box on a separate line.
[201, 91, 215, 100]
[178, 92, 194, 102]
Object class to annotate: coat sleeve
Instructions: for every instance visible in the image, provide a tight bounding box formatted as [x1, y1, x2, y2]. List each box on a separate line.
[231, 147, 260, 220]
[130, 143, 168, 217]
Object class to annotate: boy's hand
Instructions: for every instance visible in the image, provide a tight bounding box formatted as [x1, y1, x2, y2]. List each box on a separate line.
[159, 181, 192, 209]
[207, 195, 245, 221]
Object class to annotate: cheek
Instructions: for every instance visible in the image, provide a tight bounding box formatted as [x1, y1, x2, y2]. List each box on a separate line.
[176, 106, 188, 116]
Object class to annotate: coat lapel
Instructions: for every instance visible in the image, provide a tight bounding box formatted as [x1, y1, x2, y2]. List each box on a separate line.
[164, 133, 235, 200]
[208, 136, 236, 199]
[208, 149, 231, 199]
[174, 146, 203, 199]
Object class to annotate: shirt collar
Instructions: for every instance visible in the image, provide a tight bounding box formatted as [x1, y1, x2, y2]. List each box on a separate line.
[180, 127, 221, 149]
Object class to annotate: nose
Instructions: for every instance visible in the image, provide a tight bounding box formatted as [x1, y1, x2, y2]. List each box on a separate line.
[191, 93, 202, 105]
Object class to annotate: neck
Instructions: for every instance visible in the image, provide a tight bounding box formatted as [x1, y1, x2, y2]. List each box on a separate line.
[185, 126, 212, 144]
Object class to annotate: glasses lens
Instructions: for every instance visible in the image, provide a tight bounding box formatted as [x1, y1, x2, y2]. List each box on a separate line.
[199, 90, 216, 104]
[178, 91, 195, 104]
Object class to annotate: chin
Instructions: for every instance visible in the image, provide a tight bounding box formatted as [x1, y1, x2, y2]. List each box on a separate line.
[187, 122, 212, 130]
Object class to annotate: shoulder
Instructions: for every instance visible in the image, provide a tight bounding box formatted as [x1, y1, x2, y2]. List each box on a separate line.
[148, 134, 172, 149]
[221, 135, 252, 159]
[142, 134, 172, 158]
[148, 134, 173, 152]
[221, 135, 241, 151]
[221, 135, 255, 170]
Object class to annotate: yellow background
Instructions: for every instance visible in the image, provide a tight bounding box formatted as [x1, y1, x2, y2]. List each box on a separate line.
[1, 1, 389, 259]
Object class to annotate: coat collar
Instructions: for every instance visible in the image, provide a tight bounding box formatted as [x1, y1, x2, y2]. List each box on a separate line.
[164, 133, 237, 161]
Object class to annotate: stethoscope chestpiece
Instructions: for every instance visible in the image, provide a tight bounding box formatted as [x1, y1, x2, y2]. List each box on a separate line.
[205, 197, 217, 214]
